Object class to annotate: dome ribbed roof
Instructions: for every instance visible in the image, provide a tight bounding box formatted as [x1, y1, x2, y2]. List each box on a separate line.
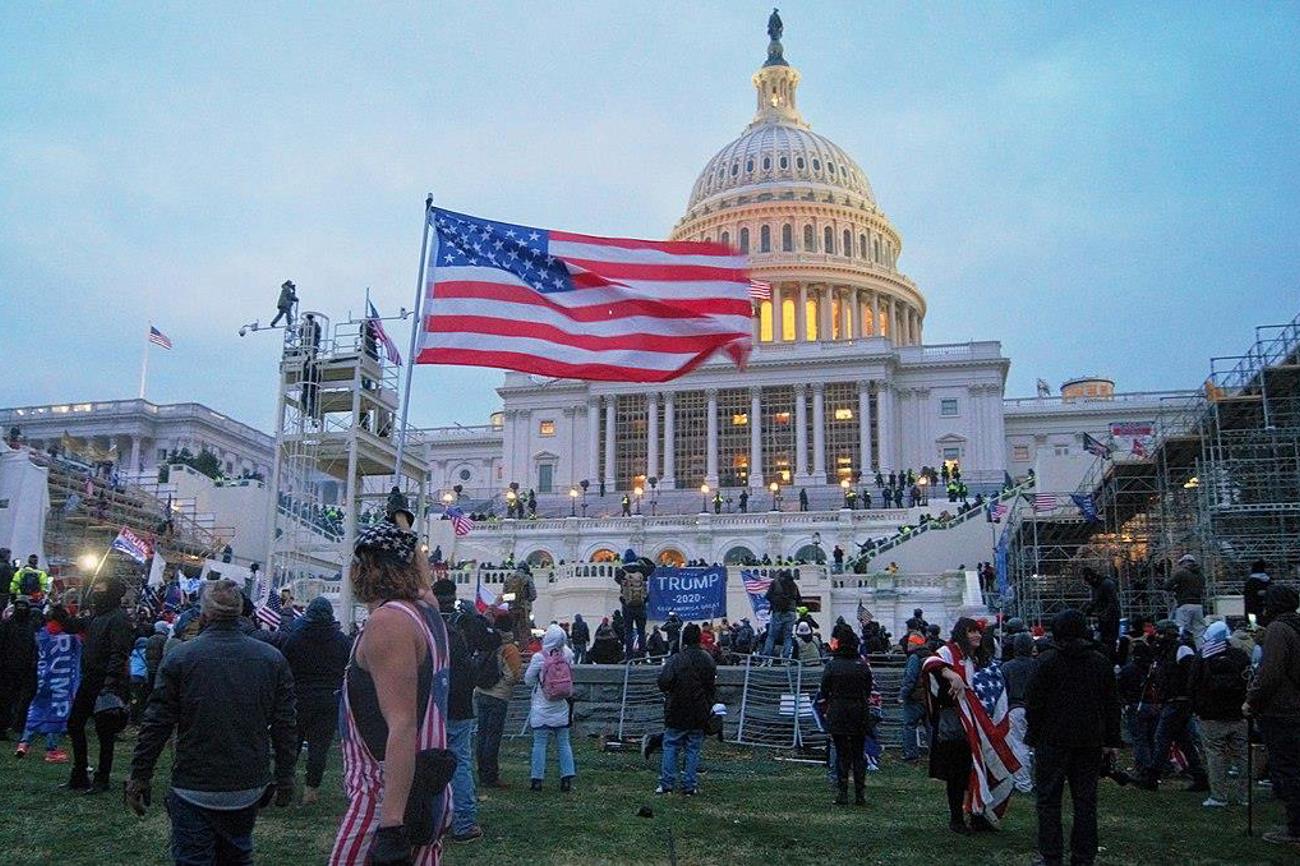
[686, 124, 876, 213]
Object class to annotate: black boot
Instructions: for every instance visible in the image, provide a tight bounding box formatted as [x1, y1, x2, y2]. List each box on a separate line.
[560, 775, 573, 793]
[834, 783, 848, 805]
[530, 779, 543, 792]
[949, 818, 970, 835]
[854, 787, 866, 806]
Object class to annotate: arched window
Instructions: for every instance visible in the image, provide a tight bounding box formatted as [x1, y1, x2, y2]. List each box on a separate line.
[746, 159, 754, 172]
[731, 162, 739, 176]
[656, 548, 686, 567]
[812, 158, 821, 171]
[781, 296, 796, 341]
[591, 548, 619, 563]
[760, 224, 771, 252]
[803, 224, 815, 250]
[779, 156, 789, 169]
[721, 230, 730, 249]
[796, 156, 805, 169]
[762, 157, 771, 171]
[759, 299, 773, 342]
[843, 230, 852, 257]
[723, 545, 757, 565]
[824, 226, 834, 254]
[739, 227, 750, 253]
[873, 237, 881, 262]
[525, 550, 554, 567]
[781, 224, 793, 251]
[793, 544, 826, 564]
[805, 296, 819, 340]
[859, 233, 867, 258]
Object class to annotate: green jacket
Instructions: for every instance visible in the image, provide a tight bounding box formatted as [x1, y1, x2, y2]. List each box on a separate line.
[10, 566, 51, 597]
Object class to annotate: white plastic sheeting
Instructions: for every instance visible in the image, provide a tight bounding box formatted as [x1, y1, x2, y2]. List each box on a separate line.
[0, 444, 50, 566]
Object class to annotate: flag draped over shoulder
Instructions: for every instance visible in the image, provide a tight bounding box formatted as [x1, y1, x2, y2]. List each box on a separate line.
[922, 643, 1020, 825]
[417, 208, 753, 382]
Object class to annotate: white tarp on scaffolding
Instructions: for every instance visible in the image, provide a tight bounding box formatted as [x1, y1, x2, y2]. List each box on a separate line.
[0, 444, 50, 567]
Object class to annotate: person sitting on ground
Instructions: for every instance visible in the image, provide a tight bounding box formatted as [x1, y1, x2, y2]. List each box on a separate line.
[655, 623, 717, 796]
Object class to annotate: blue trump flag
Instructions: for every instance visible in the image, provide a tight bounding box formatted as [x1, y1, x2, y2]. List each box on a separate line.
[995, 524, 1012, 600]
[26, 630, 82, 734]
[647, 566, 727, 621]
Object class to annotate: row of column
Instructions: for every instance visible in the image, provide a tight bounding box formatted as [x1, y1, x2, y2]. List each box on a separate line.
[592, 382, 898, 489]
[763, 284, 922, 345]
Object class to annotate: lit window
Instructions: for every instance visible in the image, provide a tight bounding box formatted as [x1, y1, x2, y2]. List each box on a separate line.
[834, 408, 854, 421]
[781, 297, 796, 340]
[732, 413, 749, 426]
[940, 399, 958, 417]
[774, 411, 791, 424]
[539, 420, 556, 436]
[759, 299, 773, 341]
[805, 298, 818, 340]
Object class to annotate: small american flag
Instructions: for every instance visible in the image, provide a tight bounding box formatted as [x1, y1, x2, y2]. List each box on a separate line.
[446, 506, 473, 537]
[148, 326, 173, 350]
[1082, 432, 1112, 459]
[367, 302, 402, 365]
[255, 592, 282, 630]
[748, 279, 772, 301]
[1033, 493, 1057, 512]
[418, 208, 752, 382]
[990, 502, 1009, 521]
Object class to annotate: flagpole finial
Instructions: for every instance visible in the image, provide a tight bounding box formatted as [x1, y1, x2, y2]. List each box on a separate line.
[425, 193, 433, 210]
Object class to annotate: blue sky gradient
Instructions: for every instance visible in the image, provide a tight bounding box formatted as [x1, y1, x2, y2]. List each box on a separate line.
[2, 2, 1297, 430]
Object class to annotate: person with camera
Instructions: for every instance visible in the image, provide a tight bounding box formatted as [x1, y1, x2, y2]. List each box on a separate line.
[1024, 609, 1122, 866]
[126, 580, 298, 863]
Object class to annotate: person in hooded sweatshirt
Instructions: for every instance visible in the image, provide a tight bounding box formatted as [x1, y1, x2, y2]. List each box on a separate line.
[51, 576, 134, 794]
[569, 613, 590, 664]
[1001, 632, 1038, 793]
[1243, 560, 1271, 624]
[0, 597, 38, 741]
[819, 624, 872, 806]
[1025, 609, 1122, 866]
[524, 623, 576, 791]
[1245, 584, 1300, 847]
[1189, 620, 1250, 808]
[280, 596, 351, 804]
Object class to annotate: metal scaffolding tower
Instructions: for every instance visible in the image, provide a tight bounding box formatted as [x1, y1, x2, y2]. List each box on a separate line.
[264, 304, 427, 622]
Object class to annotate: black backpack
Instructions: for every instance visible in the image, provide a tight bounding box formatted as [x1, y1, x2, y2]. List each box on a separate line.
[474, 645, 503, 690]
[19, 569, 40, 595]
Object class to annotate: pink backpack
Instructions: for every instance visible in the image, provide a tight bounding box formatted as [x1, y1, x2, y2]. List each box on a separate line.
[541, 648, 574, 700]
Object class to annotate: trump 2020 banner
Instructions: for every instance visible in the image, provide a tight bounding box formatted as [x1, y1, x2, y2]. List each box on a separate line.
[647, 566, 727, 621]
[25, 630, 82, 734]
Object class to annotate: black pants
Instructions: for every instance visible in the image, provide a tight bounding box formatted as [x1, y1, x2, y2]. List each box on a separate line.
[475, 693, 509, 785]
[68, 680, 119, 786]
[1034, 744, 1102, 866]
[946, 772, 969, 822]
[1098, 620, 1119, 663]
[622, 605, 646, 658]
[0, 670, 34, 734]
[296, 699, 337, 789]
[832, 733, 865, 793]
[1261, 715, 1300, 835]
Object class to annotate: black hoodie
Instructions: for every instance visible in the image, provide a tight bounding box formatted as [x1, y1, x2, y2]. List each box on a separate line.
[1025, 637, 1122, 749]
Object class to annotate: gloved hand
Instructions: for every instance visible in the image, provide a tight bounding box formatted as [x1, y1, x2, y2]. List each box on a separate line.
[274, 781, 294, 808]
[367, 824, 412, 866]
[124, 778, 151, 816]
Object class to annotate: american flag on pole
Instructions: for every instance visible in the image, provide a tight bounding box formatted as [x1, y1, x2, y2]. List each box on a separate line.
[1082, 432, 1112, 459]
[148, 326, 173, 350]
[922, 645, 1020, 826]
[1033, 493, 1057, 512]
[417, 208, 753, 381]
[255, 592, 283, 630]
[445, 506, 473, 537]
[748, 279, 772, 301]
[989, 501, 1009, 521]
[110, 526, 154, 563]
[741, 571, 773, 627]
[367, 301, 402, 365]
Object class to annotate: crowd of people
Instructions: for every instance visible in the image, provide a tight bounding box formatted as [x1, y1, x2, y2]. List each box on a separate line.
[2, 525, 1299, 864]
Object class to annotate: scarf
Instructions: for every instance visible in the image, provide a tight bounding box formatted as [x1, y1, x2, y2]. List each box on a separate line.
[1200, 621, 1229, 659]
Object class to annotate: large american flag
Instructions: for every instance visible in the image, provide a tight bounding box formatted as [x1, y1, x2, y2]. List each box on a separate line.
[740, 571, 773, 627]
[923, 644, 1020, 825]
[446, 506, 473, 537]
[417, 208, 753, 382]
[255, 592, 283, 630]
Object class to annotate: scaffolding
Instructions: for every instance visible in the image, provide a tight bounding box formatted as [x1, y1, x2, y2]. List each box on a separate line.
[264, 303, 427, 620]
[1006, 311, 1300, 625]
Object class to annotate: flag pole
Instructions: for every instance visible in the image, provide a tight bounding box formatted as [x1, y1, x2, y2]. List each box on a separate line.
[139, 322, 151, 399]
[393, 193, 434, 479]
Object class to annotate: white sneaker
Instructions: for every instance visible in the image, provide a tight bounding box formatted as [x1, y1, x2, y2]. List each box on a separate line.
[1202, 797, 1228, 808]
[654, 785, 672, 795]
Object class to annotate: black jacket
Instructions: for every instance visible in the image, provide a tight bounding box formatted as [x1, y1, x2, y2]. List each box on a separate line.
[1165, 564, 1204, 606]
[765, 573, 801, 614]
[281, 618, 351, 709]
[1000, 655, 1038, 710]
[1189, 647, 1250, 721]
[570, 617, 590, 646]
[439, 607, 483, 721]
[819, 654, 873, 736]
[0, 610, 37, 677]
[57, 606, 133, 697]
[1084, 578, 1120, 626]
[1024, 638, 1122, 749]
[131, 619, 297, 791]
[657, 645, 716, 730]
[1243, 573, 1271, 619]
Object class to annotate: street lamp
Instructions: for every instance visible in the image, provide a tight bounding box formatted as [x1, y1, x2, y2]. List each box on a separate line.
[505, 488, 517, 518]
[700, 483, 710, 513]
[769, 480, 780, 511]
[634, 485, 644, 515]
[917, 475, 929, 506]
[441, 491, 454, 505]
[840, 477, 850, 508]
[579, 479, 589, 516]
[569, 486, 578, 516]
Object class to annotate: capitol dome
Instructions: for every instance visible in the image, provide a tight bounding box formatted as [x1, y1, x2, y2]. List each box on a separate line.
[670, 14, 926, 347]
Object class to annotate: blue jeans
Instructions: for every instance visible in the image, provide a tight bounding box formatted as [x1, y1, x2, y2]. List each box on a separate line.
[530, 726, 575, 781]
[165, 791, 257, 866]
[901, 701, 928, 760]
[21, 728, 61, 750]
[474, 693, 508, 785]
[763, 611, 796, 658]
[446, 717, 478, 834]
[659, 727, 703, 792]
[1152, 702, 1204, 782]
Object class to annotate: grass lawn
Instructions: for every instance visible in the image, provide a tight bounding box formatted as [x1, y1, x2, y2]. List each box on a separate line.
[0, 730, 1292, 865]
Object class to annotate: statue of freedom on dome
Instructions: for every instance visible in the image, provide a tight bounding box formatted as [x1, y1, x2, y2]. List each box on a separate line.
[765, 8, 788, 66]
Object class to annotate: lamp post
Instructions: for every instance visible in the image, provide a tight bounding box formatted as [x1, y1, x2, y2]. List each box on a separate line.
[700, 483, 710, 513]
[769, 480, 780, 511]
[505, 488, 517, 518]
[840, 477, 850, 508]
[648, 477, 658, 516]
[441, 491, 453, 506]
[634, 485, 643, 515]
[579, 479, 589, 516]
[917, 475, 928, 506]
[569, 486, 578, 517]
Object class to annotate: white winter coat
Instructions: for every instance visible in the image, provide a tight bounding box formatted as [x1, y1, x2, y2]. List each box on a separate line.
[524, 624, 574, 729]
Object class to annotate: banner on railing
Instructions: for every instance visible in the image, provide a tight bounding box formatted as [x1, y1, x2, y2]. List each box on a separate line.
[647, 566, 727, 620]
